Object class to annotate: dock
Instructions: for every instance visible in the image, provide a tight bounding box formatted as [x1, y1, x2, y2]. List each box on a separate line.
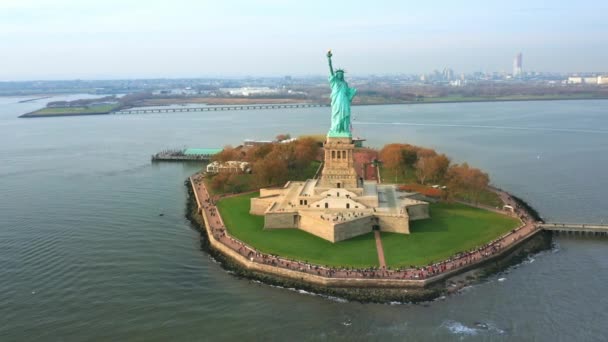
[151, 148, 221, 162]
[538, 223, 608, 236]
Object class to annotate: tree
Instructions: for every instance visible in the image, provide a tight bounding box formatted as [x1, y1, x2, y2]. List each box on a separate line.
[415, 154, 451, 185]
[214, 145, 239, 163]
[433, 154, 451, 182]
[275, 133, 291, 142]
[415, 157, 435, 184]
[210, 172, 230, 192]
[294, 137, 319, 168]
[253, 153, 289, 187]
[246, 143, 273, 162]
[445, 163, 489, 203]
[379, 144, 404, 169]
[401, 147, 419, 168]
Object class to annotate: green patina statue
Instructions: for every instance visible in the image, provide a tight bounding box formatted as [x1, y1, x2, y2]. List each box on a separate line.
[326, 50, 357, 138]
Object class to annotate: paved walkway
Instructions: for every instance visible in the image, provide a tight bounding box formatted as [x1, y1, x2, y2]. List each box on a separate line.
[374, 231, 387, 268]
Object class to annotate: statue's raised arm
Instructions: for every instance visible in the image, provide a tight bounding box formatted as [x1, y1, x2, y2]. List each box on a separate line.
[327, 50, 334, 76]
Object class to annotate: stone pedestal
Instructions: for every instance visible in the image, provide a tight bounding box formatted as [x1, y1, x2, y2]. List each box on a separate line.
[319, 137, 358, 189]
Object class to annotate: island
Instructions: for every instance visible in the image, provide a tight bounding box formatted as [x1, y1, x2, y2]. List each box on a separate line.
[184, 52, 550, 303]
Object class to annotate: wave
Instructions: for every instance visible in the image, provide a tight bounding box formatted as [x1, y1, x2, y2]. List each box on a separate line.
[442, 320, 506, 336]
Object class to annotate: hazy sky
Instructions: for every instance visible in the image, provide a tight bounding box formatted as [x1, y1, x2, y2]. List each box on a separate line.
[1, 0, 607, 80]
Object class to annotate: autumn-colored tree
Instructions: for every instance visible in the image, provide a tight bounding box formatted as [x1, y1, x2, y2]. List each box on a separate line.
[401, 147, 419, 168]
[246, 143, 273, 162]
[294, 137, 319, 168]
[415, 157, 435, 184]
[214, 145, 239, 163]
[433, 154, 451, 182]
[416, 147, 437, 159]
[379, 144, 405, 169]
[445, 163, 489, 203]
[210, 172, 230, 192]
[253, 153, 289, 187]
[415, 153, 451, 184]
[275, 133, 291, 142]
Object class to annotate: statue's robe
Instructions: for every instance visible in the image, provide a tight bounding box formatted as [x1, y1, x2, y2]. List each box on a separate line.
[328, 74, 357, 135]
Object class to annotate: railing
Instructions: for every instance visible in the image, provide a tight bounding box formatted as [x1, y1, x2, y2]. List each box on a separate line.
[539, 223, 608, 234]
[114, 103, 328, 115]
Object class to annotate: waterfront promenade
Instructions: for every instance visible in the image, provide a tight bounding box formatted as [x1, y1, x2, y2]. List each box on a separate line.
[189, 174, 543, 286]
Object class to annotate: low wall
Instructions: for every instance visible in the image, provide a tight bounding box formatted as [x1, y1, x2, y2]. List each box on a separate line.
[264, 211, 297, 229]
[378, 215, 410, 234]
[334, 216, 375, 242]
[250, 197, 273, 215]
[407, 203, 430, 220]
[298, 213, 335, 242]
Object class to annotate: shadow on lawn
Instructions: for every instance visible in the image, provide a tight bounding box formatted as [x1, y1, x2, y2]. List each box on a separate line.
[409, 222, 448, 233]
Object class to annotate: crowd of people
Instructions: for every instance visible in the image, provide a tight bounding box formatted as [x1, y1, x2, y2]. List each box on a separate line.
[190, 175, 540, 282]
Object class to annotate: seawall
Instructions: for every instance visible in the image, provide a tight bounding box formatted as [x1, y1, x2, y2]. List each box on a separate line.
[184, 178, 552, 303]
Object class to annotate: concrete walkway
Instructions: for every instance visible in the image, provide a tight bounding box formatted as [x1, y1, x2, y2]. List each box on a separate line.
[374, 231, 387, 268]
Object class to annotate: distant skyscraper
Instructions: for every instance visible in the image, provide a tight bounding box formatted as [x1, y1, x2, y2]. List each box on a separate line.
[513, 53, 523, 77]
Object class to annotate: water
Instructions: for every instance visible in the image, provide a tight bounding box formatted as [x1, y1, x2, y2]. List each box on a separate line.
[1, 97, 607, 341]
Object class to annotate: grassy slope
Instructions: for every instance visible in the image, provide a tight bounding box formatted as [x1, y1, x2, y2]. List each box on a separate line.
[455, 190, 503, 208]
[217, 192, 379, 268]
[382, 203, 520, 267]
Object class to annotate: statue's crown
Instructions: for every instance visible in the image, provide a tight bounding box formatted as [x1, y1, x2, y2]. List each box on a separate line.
[335, 69, 345, 73]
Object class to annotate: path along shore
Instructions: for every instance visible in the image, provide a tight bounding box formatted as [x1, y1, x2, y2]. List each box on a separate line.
[188, 174, 545, 288]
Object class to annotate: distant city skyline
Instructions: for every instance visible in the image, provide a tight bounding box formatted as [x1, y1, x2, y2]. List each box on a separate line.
[1, 0, 607, 81]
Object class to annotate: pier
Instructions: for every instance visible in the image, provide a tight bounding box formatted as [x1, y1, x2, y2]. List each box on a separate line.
[116, 103, 327, 115]
[538, 223, 608, 236]
[151, 148, 221, 162]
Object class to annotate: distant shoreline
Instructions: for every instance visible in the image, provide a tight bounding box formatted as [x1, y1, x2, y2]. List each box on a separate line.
[18, 96, 608, 118]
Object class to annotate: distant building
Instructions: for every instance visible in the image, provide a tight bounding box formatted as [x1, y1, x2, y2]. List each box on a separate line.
[568, 76, 602, 85]
[244, 139, 274, 147]
[206, 161, 251, 174]
[513, 53, 523, 77]
[583, 77, 599, 85]
[442, 68, 454, 81]
[218, 87, 281, 96]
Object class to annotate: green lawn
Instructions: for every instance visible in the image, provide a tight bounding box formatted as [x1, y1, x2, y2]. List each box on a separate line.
[379, 166, 417, 184]
[217, 193, 518, 269]
[455, 189, 503, 208]
[381, 203, 519, 267]
[33, 104, 119, 115]
[217, 192, 379, 268]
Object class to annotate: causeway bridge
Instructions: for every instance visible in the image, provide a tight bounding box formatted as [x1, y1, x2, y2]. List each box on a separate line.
[538, 223, 608, 236]
[114, 103, 327, 115]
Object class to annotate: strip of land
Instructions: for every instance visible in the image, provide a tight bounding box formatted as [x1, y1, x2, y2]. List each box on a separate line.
[18, 93, 608, 118]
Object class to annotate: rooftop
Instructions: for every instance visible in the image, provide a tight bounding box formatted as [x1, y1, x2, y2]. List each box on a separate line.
[184, 148, 222, 156]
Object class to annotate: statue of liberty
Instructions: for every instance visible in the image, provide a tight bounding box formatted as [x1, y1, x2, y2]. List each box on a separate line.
[326, 50, 357, 138]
